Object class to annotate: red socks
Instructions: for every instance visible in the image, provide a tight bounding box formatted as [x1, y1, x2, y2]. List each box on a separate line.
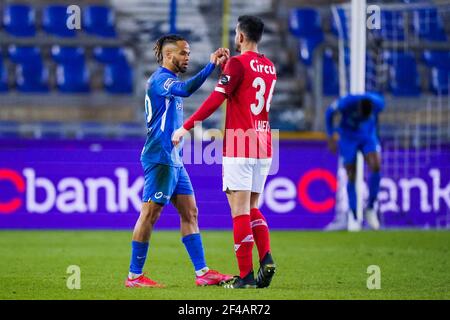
[250, 208, 271, 261]
[232, 214, 254, 278]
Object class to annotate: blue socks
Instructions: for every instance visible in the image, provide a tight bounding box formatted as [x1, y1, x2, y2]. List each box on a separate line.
[368, 171, 381, 209]
[129, 241, 149, 274]
[129, 235, 208, 277]
[347, 181, 357, 219]
[182, 233, 207, 273]
[347, 171, 381, 219]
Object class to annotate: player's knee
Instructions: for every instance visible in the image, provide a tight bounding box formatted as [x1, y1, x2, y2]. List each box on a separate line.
[141, 206, 161, 226]
[181, 207, 198, 225]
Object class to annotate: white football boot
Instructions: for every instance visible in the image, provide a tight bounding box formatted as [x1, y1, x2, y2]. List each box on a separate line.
[365, 208, 380, 230]
[347, 211, 362, 232]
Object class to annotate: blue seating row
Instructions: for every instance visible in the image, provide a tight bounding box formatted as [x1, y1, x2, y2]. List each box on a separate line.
[0, 45, 133, 93]
[2, 4, 116, 38]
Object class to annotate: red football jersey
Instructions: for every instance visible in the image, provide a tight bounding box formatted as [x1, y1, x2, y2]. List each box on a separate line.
[215, 51, 277, 159]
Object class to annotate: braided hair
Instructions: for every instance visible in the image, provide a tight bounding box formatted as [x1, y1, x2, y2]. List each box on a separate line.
[153, 34, 186, 64]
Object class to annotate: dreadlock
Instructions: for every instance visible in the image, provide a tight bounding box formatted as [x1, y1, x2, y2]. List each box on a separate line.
[153, 34, 186, 64]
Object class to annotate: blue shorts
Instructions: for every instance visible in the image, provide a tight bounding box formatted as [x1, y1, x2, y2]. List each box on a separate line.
[339, 134, 381, 165]
[141, 162, 194, 205]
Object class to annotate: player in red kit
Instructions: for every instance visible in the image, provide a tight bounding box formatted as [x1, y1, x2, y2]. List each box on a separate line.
[172, 15, 276, 289]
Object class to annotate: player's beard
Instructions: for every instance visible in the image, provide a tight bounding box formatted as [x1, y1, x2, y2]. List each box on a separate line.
[173, 58, 187, 73]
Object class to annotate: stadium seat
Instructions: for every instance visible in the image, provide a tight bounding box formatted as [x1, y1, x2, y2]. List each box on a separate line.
[322, 49, 339, 96]
[0, 59, 8, 92]
[299, 35, 324, 66]
[83, 5, 116, 38]
[422, 50, 450, 69]
[8, 46, 49, 92]
[51, 46, 85, 64]
[15, 63, 49, 93]
[56, 63, 90, 93]
[43, 5, 77, 37]
[0, 121, 20, 138]
[8, 46, 41, 64]
[50, 46, 89, 93]
[384, 51, 421, 96]
[92, 46, 133, 94]
[330, 7, 349, 40]
[3, 4, 36, 37]
[93, 47, 126, 64]
[289, 8, 322, 38]
[289, 8, 324, 66]
[38, 122, 66, 139]
[412, 7, 447, 41]
[373, 10, 405, 41]
[104, 60, 133, 94]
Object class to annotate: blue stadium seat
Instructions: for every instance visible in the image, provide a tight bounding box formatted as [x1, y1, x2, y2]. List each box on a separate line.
[0, 121, 20, 138]
[289, 8, 322, 38]
[51, 46, 85, 64]
[8, 46, 49, 92]
[104, 61, 133, 94]
[92, 46, 133, 94]
[8, 46, 41, 63]
[330, 7, 348, 40]
[0, 59, 8, 92]
[289, 8, 324, 66]
[93, 47, 126, 64]
[56, 63, 90, 93]
[299, 35, 324, 66]
[412, 7, 447, 41]
[43, 5, 77, 37]
[15, 63, 49, 93]
[374, 10, 405, 41]
[50, 46, 89, 93]
[423, 50, 450, 69]
[3, 4, 36, 37]
[322, 49, 339, 96]
[39, 122, 65, 139]
[384, 51, 421, 96]
[83, 5, 116, 38]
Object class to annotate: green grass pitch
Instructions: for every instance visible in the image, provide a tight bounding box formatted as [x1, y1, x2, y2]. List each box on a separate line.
[0, 230, 449, 300]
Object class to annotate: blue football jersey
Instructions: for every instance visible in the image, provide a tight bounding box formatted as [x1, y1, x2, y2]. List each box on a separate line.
[325, 92, 385, 138]
[140, 63, 216, 167]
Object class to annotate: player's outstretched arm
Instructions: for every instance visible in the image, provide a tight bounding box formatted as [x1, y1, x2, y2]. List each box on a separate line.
[172, 90, 226, 146]
[169, 48, 229, 97]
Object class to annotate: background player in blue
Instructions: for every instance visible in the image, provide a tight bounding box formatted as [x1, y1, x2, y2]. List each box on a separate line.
[125, 34, 232, 287]
[326, 92, 385, 231]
